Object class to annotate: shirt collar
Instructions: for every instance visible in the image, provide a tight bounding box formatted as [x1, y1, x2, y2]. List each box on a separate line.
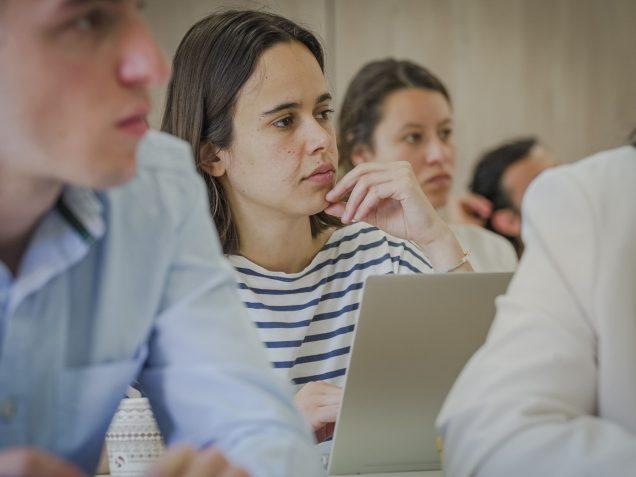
[55, 186, 105, 244]
[5, 186, 106, 314]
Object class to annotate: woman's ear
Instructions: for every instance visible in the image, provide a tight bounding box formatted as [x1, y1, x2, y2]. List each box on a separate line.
[199, 142, 226, 178]
[351, 143, 373, 167]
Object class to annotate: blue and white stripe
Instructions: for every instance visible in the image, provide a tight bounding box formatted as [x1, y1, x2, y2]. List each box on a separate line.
[228, 222, 432, 388]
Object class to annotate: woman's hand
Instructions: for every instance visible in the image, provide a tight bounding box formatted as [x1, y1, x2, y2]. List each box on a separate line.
[325, 162, 439, 243]
[294, 381, 342, 442]
[446, 193, 493, 227]
[325, 162, 471, 271]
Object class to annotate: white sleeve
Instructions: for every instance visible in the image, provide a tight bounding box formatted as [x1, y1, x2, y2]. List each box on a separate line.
[436, 168, 636, 477]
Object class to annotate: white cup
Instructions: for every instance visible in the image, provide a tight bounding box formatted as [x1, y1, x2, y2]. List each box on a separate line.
[105, 397, 165, 477]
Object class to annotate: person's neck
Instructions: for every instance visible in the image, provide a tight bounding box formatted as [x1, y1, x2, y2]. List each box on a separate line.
[232, 201, 332, 274]
[0, 166, 62, 276]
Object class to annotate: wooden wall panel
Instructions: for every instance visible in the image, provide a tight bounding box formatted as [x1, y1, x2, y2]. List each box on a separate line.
[143, 0, 329, 127]
[144, 0, 635, 192]
[332, 0, 636, 190]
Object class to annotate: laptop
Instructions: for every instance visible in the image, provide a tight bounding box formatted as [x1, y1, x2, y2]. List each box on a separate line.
[327, 272, 513, 476]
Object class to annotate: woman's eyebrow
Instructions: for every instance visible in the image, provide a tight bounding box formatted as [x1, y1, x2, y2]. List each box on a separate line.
[315, 92, 332, 104]
[398, 117, 453, 132]
[398, 122, 424, 132]
[261, 93, 332, 117]
[261, 102, 301, 117]
[61, 0, 122, 8]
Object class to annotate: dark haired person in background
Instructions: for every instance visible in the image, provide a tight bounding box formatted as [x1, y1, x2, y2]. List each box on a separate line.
[0, 1, 322, 475]
[469, 137, 555, 256]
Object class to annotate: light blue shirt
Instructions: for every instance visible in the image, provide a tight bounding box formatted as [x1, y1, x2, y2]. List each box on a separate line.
[0, 131, 324, 476]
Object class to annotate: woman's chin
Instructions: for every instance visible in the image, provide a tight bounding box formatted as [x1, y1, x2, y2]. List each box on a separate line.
[423, 188, 450, 210]
[313, 197, 332, 213]
[288, 193, 338, 218]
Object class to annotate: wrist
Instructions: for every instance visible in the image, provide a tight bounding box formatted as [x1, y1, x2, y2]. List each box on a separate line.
[414, 221, 471, 272]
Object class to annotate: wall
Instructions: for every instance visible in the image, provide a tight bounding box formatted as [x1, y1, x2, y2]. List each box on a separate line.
[144, 0, 636, 191]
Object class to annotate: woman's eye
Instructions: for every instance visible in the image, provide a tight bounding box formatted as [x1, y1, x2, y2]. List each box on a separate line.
[404, 133, 422, 144]
[316, 109, 334, 121]
[273, 116, 294, 128]
[439, 128, 453, 141]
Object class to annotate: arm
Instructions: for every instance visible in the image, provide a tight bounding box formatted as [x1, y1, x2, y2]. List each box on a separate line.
[437, 169, 636, 477]
[137, 172, 323, 477]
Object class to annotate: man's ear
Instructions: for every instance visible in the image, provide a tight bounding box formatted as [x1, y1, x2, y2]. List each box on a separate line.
[350, 143, 374, 167]
[491, 209, 522, 238]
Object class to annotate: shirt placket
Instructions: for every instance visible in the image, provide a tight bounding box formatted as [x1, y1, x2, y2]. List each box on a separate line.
[0, 262, 11, 356]
[0, 264, 23, 443]
[0, 190, 102, 447]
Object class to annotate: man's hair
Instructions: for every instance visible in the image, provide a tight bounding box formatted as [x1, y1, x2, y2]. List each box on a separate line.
[470, 137, 538, 215]
[470, 137, 538, 256]
[162, 10, 340, 254]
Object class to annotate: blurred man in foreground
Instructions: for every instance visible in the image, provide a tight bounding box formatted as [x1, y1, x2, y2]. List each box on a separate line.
[0, 1, 322, 476]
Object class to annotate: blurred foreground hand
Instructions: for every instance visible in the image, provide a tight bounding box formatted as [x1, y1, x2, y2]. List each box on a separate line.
[147, 446, 250, 477]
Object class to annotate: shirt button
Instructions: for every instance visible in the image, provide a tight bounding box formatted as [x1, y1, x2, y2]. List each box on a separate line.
[0, 398, 16, 424]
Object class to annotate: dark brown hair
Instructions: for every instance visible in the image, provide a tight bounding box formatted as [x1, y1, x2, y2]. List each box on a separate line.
[162, 10, 339, 254]
[337, 58, 451, 176]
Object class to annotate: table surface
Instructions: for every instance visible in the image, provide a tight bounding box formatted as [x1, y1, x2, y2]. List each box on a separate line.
[98, 473, 442, 477]
[335, 472, 442, 476]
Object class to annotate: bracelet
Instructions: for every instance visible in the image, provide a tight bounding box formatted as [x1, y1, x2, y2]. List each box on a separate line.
[437, 249, 471, 273]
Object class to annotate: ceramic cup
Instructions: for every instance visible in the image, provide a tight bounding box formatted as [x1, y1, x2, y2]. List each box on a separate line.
[105, 397, 165, 477]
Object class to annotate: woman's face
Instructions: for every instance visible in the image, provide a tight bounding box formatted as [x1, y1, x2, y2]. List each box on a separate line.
[215, 41, 338, 220]
[361, 88, 456, 209]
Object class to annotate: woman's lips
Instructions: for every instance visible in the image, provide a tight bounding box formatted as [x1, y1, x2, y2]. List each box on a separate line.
[306, 170, 335, 186]
[425, 173, 452, 185]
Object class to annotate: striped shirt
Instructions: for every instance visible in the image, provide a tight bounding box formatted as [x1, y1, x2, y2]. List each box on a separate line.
[227, 222, 432, 389]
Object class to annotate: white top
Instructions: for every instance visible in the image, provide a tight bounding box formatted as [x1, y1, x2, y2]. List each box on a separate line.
[449, 224, 517, 272]
[228, 222, 432, 389]
[437, 146, 636, 477]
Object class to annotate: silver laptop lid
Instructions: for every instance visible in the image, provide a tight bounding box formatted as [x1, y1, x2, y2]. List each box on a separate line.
[328, 272, 512, 475]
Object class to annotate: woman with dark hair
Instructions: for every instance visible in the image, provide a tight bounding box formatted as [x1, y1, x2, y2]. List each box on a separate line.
[163, 10, 471, 439]
[338, 59, 518, 272]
